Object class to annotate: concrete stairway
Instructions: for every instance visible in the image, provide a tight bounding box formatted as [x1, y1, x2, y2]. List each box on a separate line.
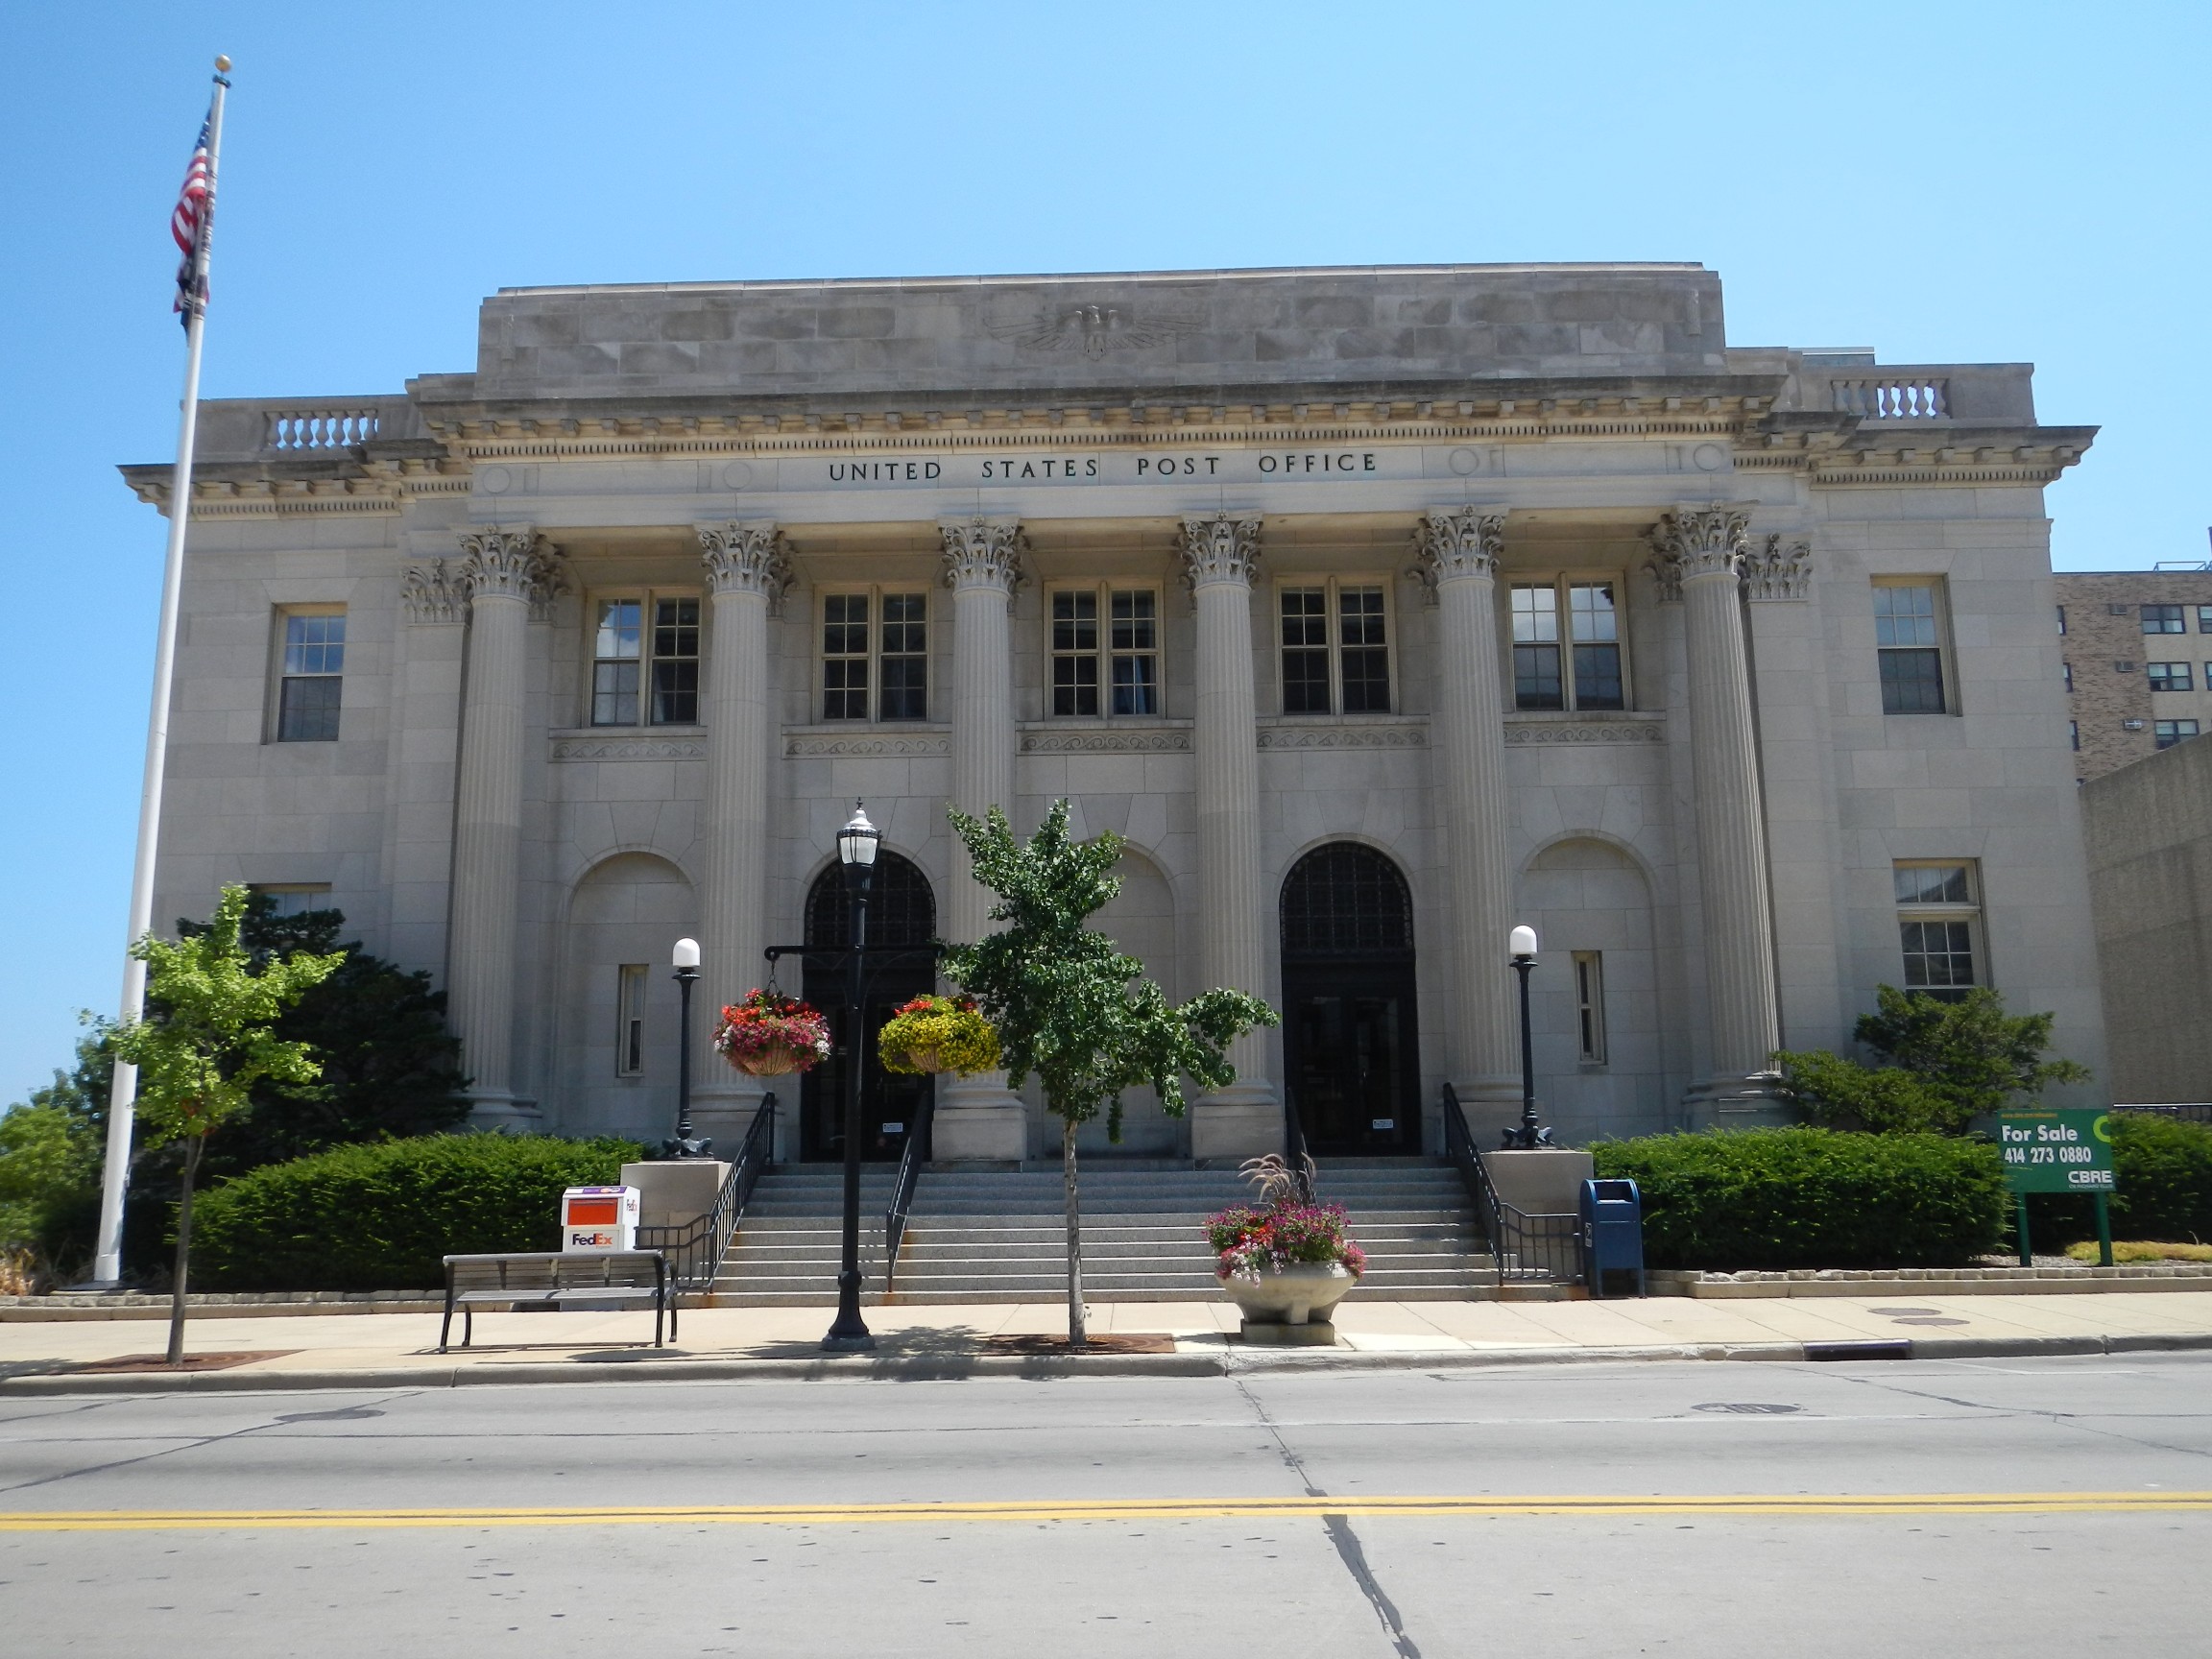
[709, 1159, 1497, 1307]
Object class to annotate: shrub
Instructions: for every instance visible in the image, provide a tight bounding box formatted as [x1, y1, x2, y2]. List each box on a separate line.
[1773, 1048, 1960, 1136]
[189, 1133, 644, 1291]
[2030, 1114, 2212, 1247]
[1588, 1127, 2006, 1270]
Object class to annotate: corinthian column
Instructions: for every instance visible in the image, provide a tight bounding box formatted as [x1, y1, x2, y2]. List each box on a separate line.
[1649, 505, 1783, 1104]
[447, 525, 561, 1126]
[1179, 516, 1278, 1160]
[692, 521, 790, 1142]
[934, 517, 1029, 1162]
[1414, 509, 1521, 1133]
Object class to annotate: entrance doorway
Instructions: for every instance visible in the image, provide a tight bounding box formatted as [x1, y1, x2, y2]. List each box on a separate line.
[1279, 842, 1421, 1156]
[799, 853, 937, 1164]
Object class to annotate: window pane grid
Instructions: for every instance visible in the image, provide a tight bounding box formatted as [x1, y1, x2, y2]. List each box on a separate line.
[2154, 719, 2200, 750]
[823, 594, 870, 720]
[1874, 583, 1948, 715]
[2147, 661, 2193, 692]
[878, 593, 927, 721]
[276, 612, 346, 741]
[2142, 604, 2185, 635]
[650, 598, 700, 724]
[1337, 587, 1390, 712]
[1900, 921, 1977, 989]
[1110, 589, 1159, 715]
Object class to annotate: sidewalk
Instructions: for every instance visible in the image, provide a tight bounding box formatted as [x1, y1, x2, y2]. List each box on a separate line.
[6, 1290, 2211, 1394]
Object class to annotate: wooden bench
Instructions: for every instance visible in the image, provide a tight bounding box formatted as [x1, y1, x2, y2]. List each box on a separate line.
[439, 1251, 674, 1352]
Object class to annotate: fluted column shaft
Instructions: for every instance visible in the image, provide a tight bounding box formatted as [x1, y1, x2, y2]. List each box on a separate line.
[1657, 507, 1781, 1082]
[1417, 511, 1520, 1118]
[694, 522, 787, 1131]
[1181, 517, 1275, 1158]
[447, 527, 551, 1120]
[935, 518, 1028, 1161]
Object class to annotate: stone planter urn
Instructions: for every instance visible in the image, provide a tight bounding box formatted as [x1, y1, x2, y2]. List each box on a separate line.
[1214, 1262, 1358, 1328]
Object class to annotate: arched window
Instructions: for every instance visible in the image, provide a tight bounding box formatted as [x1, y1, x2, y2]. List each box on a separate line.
[805, 851, 936, 949]
[1280, 842, 1413, 958]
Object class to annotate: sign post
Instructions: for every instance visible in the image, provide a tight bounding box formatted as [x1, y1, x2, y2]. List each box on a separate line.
[1996, 1108, 2117, 1266]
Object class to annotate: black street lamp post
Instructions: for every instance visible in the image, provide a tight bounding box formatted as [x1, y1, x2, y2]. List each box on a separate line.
[823, 804, 880, 1352]
[1503, 924, 1551, 1149]
[663, 936, 710, 1160]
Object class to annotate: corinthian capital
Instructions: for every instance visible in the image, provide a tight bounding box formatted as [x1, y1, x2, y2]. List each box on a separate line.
[1410, 508, 1505, 605]
[400, 559, 466, 625]
[938, 517, 1027, 602]
[1645, 504, 1751, 602]
[1176, 516, 1262, 593]
[1744, 534, 1814, 602]
[458, 525, 568, 615]
[698, 520, 794, 613]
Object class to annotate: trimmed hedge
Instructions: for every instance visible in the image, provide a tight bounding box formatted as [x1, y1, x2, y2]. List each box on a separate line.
[190, 1134, 645, 1291]
[1588, 1128, 2006, 1270]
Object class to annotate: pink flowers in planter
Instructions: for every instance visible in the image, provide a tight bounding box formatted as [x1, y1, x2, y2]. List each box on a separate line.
[1206, 1201, 1367, 1286]
[711, 988, 832, 1076]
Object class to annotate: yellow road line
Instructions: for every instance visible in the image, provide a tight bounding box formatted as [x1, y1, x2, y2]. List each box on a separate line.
[3, 1493, 2208, 1531]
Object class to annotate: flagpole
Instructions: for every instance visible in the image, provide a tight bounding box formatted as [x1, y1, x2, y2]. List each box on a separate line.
[89, 56, 232, 1286]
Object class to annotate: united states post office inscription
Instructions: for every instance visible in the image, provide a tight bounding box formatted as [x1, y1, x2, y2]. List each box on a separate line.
[788, 449, 1424, 490]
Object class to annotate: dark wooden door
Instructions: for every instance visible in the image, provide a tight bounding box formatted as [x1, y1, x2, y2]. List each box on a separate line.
[1279, 842, 1422, 1157]
[798, 853, 936, 1165]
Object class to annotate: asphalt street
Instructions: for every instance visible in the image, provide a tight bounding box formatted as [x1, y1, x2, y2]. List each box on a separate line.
[1, 1353, 2206, 1657]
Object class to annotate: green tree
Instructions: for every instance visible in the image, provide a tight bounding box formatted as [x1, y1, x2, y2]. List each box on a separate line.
[1776, 985, 2091, 1136]
[109, 885, 343, 1363]
[942, 802, 1277, 1345]
[0, 1028, 113, 1278]
[178, 893, 470, 1174]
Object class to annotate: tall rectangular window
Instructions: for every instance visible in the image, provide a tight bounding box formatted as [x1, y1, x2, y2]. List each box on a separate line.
[2142, 604, 2186, 635]
[1573, 950, 1607, 1065]
[1051, 588, 1159, 717]
[1514, 577, 1627, 711]
[2062, 661, 2074, 692]
[821, 589, 927, 722]
[2148, 661, 2194, 692]
[2198, 605, 2212, 633]
[1279, 580, 1392, 714]
[276, 612, 346, 741]
[1894, 861, 1980, 998]
[651, 599, 700, 724]
[2069, 720, 2080, 752]
[2154, 719, 2200, 751]
[2056, 605, 2067, 636]
[823, 594, 870, 720]
[1874, 582, 1947, 714]
[614, 964, 648, 1077]
[588, 593, 700, 729]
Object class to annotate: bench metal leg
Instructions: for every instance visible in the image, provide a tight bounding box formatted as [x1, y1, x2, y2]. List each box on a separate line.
[462, 1304, 473, 1349]
[439, 1294, 453, 1355]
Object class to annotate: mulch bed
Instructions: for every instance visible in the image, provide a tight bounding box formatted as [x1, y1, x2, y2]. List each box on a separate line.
[977, 1334, 1176, 1356]
[66, 1351, 300, 1375]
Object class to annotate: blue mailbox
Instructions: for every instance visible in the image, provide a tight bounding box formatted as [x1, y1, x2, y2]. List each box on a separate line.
[1579, 1178, 1646, 1298]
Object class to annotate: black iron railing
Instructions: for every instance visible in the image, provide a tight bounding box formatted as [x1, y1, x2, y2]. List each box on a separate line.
[636, 1092, 777, 1292]
[882, 1088, 935, 1289]
[1441, 1084, 1580, 1285]
[2118, 1103, 2212, 1125]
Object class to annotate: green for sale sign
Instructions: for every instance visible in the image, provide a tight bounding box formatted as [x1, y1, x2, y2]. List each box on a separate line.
[1998, 1108, 2117, 1193]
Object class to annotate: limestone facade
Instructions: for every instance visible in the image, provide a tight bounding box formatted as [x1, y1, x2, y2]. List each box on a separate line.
[121, 265, 2112, 1158]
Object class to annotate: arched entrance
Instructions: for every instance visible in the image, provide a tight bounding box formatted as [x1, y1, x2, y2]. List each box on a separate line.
[798, 853, 937, 1164]
[1279, 842, 1422, 1156]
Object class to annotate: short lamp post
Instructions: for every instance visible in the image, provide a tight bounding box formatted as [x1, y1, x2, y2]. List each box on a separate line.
[824, 802, 880, 1353]
[664, 936, 711, 1159]
[1503, 924, 1549, 1149]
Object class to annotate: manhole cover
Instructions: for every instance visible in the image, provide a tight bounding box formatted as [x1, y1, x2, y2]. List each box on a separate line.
[1868, 1307, 1940, 1316]
[1889, 1316, 1969, 1327]
[1692, 1402, 1803, 1414]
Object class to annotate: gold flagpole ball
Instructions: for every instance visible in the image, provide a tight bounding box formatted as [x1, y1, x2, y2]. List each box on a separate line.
[215, 55, 231, 72]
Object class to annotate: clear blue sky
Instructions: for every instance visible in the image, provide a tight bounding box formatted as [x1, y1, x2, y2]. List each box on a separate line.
[1, 1, 2206, 1105]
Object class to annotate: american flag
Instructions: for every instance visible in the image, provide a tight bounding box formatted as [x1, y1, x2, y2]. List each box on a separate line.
[171, 114, 212, 325]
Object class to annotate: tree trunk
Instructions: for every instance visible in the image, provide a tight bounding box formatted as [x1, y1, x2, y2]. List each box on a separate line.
[165, 1136, 202, 1367]
[1062, 1114, 1086, 1346]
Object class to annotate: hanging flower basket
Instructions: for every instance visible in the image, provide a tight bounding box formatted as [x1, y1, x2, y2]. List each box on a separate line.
[712, 989, 832, 1077]
[878, 994, 1001, 1077]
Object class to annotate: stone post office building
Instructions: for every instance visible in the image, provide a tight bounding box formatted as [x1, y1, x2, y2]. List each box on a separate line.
[121, 262, 2110, 1165]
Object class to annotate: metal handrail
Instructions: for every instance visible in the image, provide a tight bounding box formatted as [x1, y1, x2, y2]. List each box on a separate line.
[635, 1092, 777, 1292]
[882, 1088, 935, 1288]
[1441, 1083, 1580, 1284]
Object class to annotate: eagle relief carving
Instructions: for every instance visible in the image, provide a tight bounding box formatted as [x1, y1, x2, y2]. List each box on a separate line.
[989, 302, 1203, 358]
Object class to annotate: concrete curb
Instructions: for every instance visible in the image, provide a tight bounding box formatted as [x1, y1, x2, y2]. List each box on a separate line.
[6, 1331, 2210, 1397]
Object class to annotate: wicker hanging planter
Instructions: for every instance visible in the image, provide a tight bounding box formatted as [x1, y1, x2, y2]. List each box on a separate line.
[713, 990, 832, 1078]
[878, 995, 1000, 1077]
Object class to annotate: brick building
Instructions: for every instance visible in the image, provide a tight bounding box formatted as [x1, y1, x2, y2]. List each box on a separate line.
[2056, 568, 2212, 781]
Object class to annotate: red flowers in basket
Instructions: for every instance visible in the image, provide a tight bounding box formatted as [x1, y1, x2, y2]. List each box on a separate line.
[712, 988, 832, 1076]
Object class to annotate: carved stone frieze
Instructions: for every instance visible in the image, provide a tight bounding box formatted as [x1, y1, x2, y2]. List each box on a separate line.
[1176, 515, 1262, 593]
[1256, 722, 1428, 751]
[457, 525, 568, 616]
[1645, 505, 1751, 602]
[1019, 728, 1192, 755]
[551, 736, 706, 761]
[1502, 718, 1666, 746]
[1409, 508, 1505, 606]
[938, 517, 1027, 599]
[1743, 534, 1813, 602]
[784, 733, 951, 757]
[696, 520, 794, 613]
[400, 558, 467, 625]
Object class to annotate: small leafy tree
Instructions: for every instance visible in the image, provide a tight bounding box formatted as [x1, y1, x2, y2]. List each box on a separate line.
[943, 802, 1277, 1344]
[109, 885, 342, 1363]
[1776, 985, 2090, 1136]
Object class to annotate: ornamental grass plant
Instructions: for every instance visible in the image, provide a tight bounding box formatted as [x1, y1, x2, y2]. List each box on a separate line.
[877, 994, 1000, 1076]
[711, 989, 832, 1076]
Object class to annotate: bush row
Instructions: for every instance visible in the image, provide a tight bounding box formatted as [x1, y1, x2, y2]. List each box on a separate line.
[190, 1133, 643, 1291]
